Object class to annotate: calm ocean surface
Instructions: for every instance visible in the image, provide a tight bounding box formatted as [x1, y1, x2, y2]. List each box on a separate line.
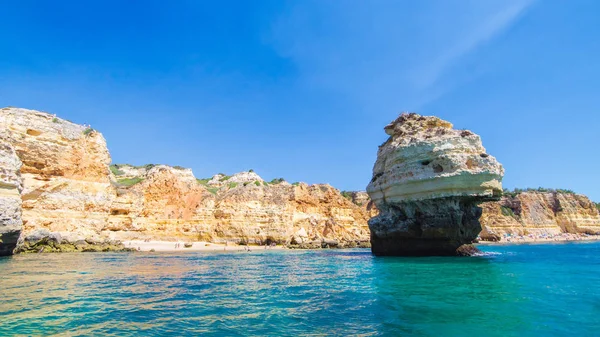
[1, 242, 599, 336]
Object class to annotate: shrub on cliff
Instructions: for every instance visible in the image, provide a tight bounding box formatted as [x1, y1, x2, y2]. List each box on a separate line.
[268, 178, 285, 185]
[120, 163, 155, 170]
[110, 165, 125, 176]
[82, 127, 94, 136]
[596, 203, 600, 212]
[196, 178, 211, 185]
[340, 191, 353, 200]
[116, 177, 144, 187]
[500, 206, 517, 218]
[503, 187, 576, 197]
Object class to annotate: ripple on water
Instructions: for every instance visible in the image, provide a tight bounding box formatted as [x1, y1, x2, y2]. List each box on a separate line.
[1, 245, 600, 336]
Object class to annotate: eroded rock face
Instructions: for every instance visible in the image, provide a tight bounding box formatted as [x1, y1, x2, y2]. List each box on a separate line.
[366, 113, 504, 256]
[480, 192, 600, 240]
[0, 107, 124, 253]
[0, 131, 23, 255]
[108, 166, 373, 247]
[1, 107, 374, 251]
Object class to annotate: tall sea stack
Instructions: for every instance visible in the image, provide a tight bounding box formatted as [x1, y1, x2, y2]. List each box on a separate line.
[366, 113, 504, 256]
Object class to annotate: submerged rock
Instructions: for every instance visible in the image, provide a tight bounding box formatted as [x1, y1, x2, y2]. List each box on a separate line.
[366, 113, 504, 256]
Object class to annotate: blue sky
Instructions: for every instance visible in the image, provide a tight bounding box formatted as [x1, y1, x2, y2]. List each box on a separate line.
[1, 0, 599, 200]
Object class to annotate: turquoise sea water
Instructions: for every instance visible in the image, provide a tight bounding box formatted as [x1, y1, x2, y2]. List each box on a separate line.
[1, 242, 599, 336]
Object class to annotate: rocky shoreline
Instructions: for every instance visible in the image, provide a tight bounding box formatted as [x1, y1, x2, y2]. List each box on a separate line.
[1, 107, 599, 256]
[0, 107, 377, 255]
[478, 233, 600, 245]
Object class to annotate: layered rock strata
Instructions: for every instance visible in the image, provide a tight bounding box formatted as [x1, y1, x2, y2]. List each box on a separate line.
[0, 107, 374, 253]
[366, 113, 504, 256]
[0, 130, 23, 255]
[0, 107, 130, 253]
[108, 166, 373, 248]
[480, 192, 600, 240]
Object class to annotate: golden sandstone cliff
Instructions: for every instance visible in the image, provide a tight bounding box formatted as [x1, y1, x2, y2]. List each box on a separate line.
[480, 191, 600, 240]
[0, 107, 121, 253]
[107, 165, 374, 248]
[0, 108, 374, 254]
[1, 108, 598, 255]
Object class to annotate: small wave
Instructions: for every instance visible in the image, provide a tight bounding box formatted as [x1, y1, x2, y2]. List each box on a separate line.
[472, 251, 502, 257]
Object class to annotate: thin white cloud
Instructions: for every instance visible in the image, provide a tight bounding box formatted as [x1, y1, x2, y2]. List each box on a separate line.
[415, 0, 535, 90]
[268, 0, 536, 112]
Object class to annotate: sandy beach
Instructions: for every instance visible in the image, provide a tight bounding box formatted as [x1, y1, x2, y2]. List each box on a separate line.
[477, 233, 600, 245]
[122, 240, 287, 252]
[124, 235, 600, 251]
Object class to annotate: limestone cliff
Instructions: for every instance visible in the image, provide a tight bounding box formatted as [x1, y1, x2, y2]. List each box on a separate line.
[0, 130, 23, 255]
[0, 108, 373, 253]
[107, 166, 372, 248]
[480, 192, 600, 240]
[366, 113, 504, 256]
[0, 108, 128, 253]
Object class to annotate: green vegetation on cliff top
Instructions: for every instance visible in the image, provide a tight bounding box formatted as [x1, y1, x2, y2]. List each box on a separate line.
[341, 191, 353, 201]
[267, 178, 285, 185]
[196, 178, 211, 185]
[116, 177, 144, 187]
[112, 163, 156, 171]
[503, 187, 576, 198]
[110, 165, 125, 176]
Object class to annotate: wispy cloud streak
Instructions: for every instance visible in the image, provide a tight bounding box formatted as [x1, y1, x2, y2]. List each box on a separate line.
[269, 0, 536, 111]
[416, 1, 535, 90]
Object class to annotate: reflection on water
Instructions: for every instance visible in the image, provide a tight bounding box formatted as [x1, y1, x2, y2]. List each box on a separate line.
[1, 243, 600, 336]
